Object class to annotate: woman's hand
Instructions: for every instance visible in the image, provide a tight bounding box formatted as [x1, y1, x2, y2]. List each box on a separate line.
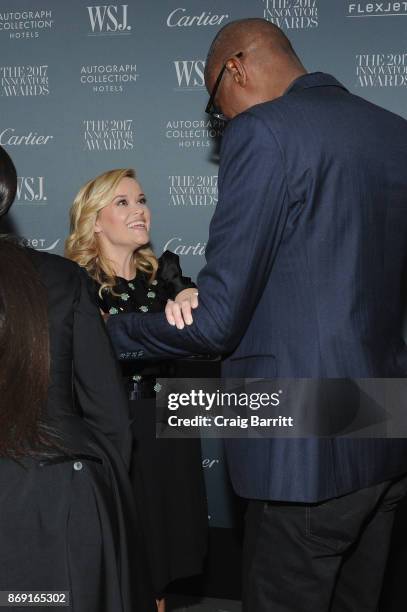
[165, 288, 199, 329]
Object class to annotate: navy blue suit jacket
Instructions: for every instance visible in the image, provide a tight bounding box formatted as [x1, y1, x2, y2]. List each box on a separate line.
[108, 72, 407, 502]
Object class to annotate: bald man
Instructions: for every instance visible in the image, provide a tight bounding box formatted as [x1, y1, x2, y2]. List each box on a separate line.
[107, 18, 407, 611]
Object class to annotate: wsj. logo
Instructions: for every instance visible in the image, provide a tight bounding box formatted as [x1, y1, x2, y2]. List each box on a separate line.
[16, 177, 47, 204]
[174, 60, 205, 89]
[87, 4, 131, 35]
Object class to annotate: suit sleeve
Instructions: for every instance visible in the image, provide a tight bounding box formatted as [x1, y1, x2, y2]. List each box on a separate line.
[73, 267, 132, 467]
[107, 112, 289, 360]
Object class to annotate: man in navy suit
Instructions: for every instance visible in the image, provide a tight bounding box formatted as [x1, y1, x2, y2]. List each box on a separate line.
[107, 19, 407, 611]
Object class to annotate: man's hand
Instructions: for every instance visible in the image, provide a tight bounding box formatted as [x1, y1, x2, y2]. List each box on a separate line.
[165, 288, 199, 329]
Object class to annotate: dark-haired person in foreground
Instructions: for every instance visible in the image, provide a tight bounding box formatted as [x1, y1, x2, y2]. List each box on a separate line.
[0, 146, 155, 612]
[106, 18, 407, 612]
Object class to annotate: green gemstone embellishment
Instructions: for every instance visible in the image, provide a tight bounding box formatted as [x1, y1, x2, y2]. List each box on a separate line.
[139, 305, 149, 312]
[151, 280, 158, 286]
[121, 293, 130, 301]
[109, 307, 119, 315]
[154, 383, 162, 393]
[147, 291, 156, 299]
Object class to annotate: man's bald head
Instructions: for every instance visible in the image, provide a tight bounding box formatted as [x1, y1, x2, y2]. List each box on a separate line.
[205, 18, 301, 84]
[204, 18, 306, 119]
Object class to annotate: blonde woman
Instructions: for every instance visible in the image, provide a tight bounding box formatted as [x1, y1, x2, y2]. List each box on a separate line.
[66, 169, 208, 612]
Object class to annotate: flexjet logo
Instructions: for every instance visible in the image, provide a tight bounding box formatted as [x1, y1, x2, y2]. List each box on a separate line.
[174, 60, 205, 90]
[348, 2, 407, 16]
[87, 4, 131, 35]
[22, 237, 60, 251]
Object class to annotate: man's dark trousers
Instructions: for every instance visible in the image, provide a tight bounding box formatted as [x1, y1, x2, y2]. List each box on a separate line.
[243, 475, 407, 611]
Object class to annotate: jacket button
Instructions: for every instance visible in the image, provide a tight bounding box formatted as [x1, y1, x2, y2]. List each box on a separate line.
[73, 461, 83, 471]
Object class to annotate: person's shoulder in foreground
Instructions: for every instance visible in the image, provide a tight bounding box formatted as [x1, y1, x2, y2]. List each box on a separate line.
[28, 246, 79, 274]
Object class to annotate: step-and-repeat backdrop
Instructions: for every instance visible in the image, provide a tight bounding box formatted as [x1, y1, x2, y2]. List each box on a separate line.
[1, 0, 406, 527]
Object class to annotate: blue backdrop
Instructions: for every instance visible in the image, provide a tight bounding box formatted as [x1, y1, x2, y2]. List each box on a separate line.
[1, 0, 407, 527]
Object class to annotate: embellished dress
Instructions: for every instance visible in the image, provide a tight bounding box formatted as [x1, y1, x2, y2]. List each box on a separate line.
[93, 250, 208, 596]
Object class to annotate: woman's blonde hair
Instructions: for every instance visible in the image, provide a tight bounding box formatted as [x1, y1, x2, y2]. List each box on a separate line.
[65, 168, 158, 295]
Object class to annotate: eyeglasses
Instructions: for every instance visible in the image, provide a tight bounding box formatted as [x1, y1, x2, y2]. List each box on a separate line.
[205, 51, 243, 122]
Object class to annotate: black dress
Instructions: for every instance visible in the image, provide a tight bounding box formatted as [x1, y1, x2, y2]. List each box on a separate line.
[0, 247, 156, 612]
[94, 250, 208, 596]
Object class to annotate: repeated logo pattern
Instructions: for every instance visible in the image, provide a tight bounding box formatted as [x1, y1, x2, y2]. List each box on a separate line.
[1, 0, 406, 528]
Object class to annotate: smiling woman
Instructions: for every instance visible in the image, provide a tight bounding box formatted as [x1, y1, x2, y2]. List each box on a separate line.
[65, 169, 208, 609]
[65, 168, 158, 296]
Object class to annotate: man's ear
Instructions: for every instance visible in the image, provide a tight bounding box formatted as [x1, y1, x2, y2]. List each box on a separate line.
[226, 57, 247, 87]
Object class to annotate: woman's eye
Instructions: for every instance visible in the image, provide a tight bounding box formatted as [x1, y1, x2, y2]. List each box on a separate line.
[138, 198, 147, 205]
[117, 199, 128, 206]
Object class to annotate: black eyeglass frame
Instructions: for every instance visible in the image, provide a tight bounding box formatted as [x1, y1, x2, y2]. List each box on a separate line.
[205, 51, 243, 121]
